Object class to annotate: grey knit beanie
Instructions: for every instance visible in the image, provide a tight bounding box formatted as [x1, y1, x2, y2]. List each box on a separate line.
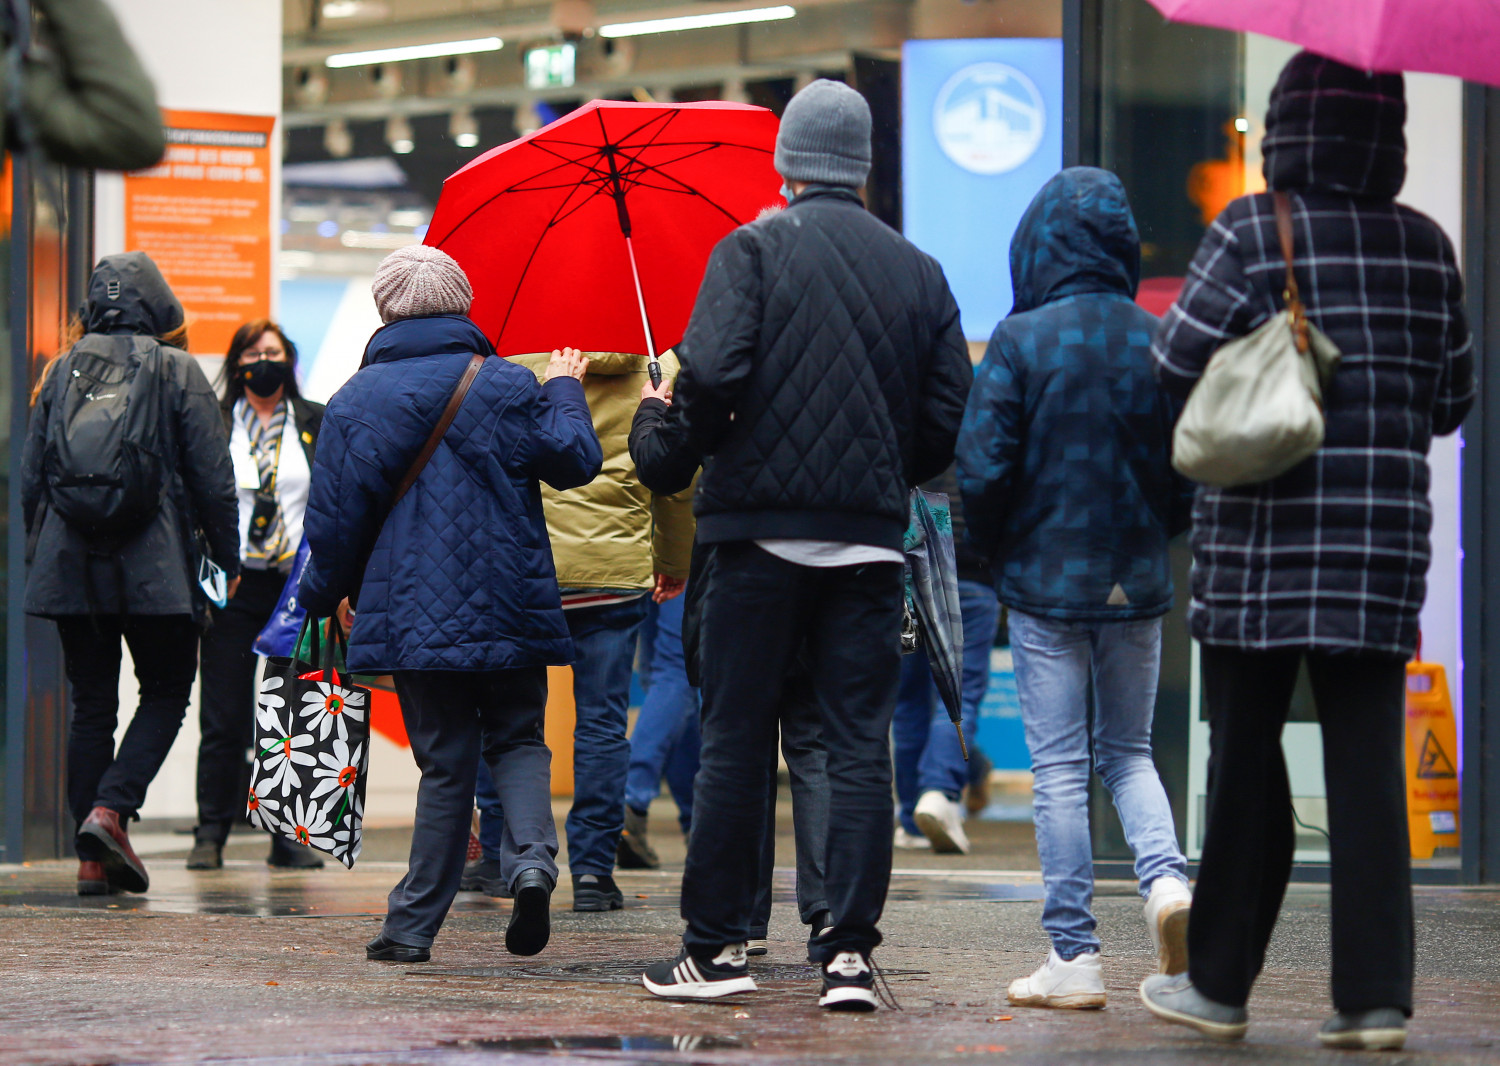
[774, 79, 871, 189]
[371, 244, 473, 323]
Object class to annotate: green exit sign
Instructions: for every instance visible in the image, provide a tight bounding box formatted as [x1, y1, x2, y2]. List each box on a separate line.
[525, 43, 576, 90]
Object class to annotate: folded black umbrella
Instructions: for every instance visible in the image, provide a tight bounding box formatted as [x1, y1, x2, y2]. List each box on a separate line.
[904, 489, 967, 759]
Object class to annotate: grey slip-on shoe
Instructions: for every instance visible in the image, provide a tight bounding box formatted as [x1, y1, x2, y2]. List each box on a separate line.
[1140, 972, 1248, 1041]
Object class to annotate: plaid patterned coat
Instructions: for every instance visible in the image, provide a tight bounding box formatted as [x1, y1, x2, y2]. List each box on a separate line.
[1152, 53, 1475, 656]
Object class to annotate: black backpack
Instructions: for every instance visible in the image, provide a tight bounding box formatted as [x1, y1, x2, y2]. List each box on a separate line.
[43, 336, 171, 539]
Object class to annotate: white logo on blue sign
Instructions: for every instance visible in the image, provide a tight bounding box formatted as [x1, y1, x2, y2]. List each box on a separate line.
[933, 62, 1046, 176]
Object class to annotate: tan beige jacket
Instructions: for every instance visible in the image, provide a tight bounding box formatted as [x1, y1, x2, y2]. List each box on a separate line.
[509, 350, 694, 590]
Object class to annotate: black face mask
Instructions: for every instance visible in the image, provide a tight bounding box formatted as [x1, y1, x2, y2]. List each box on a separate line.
[241, 359, 292, 398]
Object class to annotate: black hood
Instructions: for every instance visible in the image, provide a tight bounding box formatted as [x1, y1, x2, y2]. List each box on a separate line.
[1009, 167, 1140, 316]
[82, 252, 185, 337]
[1263, 51, 1406, 200]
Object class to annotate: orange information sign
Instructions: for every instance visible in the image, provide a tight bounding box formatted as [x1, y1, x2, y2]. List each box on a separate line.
[123, 109, 276, 356]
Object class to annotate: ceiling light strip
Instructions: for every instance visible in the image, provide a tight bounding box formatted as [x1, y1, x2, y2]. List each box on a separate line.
[598, 5, 796, 38]
[326, 36, 503, 69]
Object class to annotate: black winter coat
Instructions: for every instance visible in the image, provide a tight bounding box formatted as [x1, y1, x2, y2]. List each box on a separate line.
[664, 185, 973, 553]
[1152, 53, 1476, 656]
[23, 254, 240, 622]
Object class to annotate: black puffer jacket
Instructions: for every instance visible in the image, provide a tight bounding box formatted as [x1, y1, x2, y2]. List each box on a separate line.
[667, 185, 972, 553]
[22, 253, 240, 622]
[1152, 53, 1475, 656]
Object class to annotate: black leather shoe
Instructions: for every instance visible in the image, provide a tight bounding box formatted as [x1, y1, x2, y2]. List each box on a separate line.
[268, 834, 325, 869]
[505, 868, 553, 957]
[366, 933, 431, 963]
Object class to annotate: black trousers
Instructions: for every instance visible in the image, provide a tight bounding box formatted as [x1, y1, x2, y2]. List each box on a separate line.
[57, 614, 200, 829]
[682, 542, 902, 959]
[1191, 645, 1413, 1014]
[750, 659, 830, 937]
[383, 667, 556, 948]
[194, 568, 286, 844]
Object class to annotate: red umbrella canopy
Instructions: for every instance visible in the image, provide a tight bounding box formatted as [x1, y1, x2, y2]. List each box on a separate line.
[426, 100, 783, 358]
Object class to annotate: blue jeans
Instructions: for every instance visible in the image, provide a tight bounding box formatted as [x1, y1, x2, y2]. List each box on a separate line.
[564, 596, 650, 876]
[1008, 609, 1187, 960]
[625, 595, 700, 830]
[892, 579, 1000, 835]
[475, 758, 504, 862]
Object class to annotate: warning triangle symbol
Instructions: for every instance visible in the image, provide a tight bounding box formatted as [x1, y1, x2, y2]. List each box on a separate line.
[1417, 730, 1457, 780]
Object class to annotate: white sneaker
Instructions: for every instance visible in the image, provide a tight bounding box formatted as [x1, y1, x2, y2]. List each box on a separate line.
[893, 826, 926, 850]
[1143, 876, 1192, 975]
[913, 790, 970, 854]
[1007, 948, 1106, 1010]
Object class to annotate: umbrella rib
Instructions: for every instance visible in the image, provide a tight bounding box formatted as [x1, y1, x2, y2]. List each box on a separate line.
[612, 150, 748, 225]
[491, 179, 599, 345]
[430, 151, 594, 245]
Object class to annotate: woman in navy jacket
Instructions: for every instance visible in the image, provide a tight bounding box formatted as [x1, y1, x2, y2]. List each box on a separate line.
[299, 245, 602, 962]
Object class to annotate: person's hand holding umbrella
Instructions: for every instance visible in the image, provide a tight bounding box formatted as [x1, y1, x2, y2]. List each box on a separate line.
[545, 347, 590, 381]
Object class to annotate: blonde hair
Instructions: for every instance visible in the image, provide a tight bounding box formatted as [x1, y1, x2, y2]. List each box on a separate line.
[30, 315, 191, 407]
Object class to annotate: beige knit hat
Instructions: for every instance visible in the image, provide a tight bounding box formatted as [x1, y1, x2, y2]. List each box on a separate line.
[371, 245, 474, 323]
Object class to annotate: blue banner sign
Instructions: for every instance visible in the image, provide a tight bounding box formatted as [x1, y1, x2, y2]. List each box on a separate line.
[903, 38, 1064, 342]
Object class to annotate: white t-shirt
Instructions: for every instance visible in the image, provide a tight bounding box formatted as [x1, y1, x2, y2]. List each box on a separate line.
[754, 539, 904, 568]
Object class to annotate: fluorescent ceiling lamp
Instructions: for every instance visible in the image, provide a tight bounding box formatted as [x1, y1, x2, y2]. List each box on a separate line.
[326, 36, 502, 69]
[599, 5, 795, 38]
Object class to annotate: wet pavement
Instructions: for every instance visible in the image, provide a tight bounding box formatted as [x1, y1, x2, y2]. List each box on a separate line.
[3, 803, 1499, 1065]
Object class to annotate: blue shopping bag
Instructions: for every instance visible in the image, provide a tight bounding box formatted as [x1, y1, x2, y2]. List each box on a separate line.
[252, 539, 311, 658]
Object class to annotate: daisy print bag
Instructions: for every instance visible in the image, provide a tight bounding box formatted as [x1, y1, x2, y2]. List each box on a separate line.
[249, 617, 371, 868]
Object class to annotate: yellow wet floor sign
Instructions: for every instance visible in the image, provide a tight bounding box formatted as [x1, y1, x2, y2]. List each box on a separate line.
[1405, 659, 1460, 858]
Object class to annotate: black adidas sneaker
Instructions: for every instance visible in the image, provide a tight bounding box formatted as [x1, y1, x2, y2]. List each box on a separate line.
[820, 950, 878, 1011]
[642, 944, 758, 1000]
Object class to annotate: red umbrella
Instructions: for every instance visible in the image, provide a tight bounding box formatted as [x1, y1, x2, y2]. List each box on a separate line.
[426, 100, 783, 379]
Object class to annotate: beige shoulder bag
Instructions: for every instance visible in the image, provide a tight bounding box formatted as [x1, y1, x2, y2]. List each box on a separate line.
[1171, 191, 1341, 488]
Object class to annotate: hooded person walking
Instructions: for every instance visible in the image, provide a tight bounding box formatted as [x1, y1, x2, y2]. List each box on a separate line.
[298, 245, 602, 962]
[958, 167, 1193, 1011]
[634, 79, 972, 1010]
[1141, 54, 1474, 1051]
[23, 252, 240, 897]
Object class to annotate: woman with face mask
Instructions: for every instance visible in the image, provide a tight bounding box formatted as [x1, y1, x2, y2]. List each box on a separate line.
[187, 319, 327, 870]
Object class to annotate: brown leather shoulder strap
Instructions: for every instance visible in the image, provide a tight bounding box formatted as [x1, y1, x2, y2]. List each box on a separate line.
[1273, 190, 1309, 353]
[390, 353, 484, 508]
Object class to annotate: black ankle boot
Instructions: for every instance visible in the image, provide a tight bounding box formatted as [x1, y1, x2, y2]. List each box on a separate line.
[186, 839, 222, 870]
[267, 834, 325, 869]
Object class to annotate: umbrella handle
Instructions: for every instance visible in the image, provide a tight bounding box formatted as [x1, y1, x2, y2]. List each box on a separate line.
[954, 718, 969, 762]
[648, 361, 663, 388]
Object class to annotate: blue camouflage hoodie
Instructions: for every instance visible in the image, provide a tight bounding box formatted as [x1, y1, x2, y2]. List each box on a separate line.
[956, 167, 1187, 621]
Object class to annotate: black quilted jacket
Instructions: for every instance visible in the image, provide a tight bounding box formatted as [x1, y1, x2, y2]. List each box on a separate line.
[1152, 54, 1476, 656]
[668, 185, 973, 553]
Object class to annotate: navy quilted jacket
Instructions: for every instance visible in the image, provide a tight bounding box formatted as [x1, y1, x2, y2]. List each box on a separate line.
[1152, 54, 1475, 656]
[957, 167, 1188, 621]
[299, 315, 602, 672]
[666, 185, 973, 553]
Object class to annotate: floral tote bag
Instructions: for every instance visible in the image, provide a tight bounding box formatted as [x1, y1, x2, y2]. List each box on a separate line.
[249, 617, 371, 868]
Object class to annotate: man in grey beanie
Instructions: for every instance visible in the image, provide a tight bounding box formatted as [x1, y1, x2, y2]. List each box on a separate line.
[637, 79, 972, 1010]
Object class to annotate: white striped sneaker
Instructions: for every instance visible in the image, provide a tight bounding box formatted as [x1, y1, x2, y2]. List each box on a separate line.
[642, 944, 758, 1000]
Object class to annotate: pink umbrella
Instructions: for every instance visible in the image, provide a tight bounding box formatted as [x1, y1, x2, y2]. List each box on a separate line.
[1144, 0, 1500, 87]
